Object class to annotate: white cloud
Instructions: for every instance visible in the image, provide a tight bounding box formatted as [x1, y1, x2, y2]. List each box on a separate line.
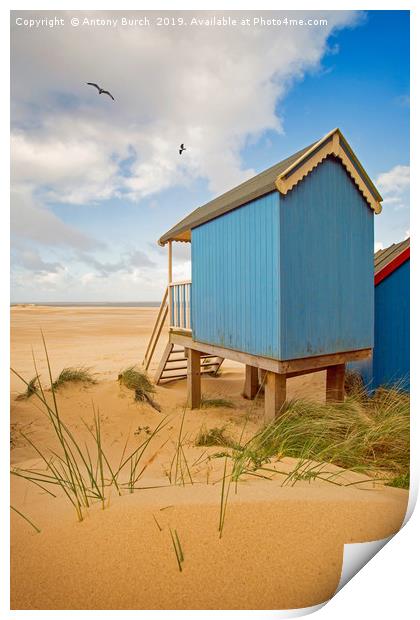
[12, 248, 63, 274]
[11, 187, 102, 250]
[128, 250, 156, 269]
[76, 248, 156, 277]
[374, 165, 410, 252]
[11, 10, 360, 205]
[12, 264, 74, 295]
[11, 128, 122, 204]
[376, 165, 410, 210]
[11, 10, 362, 299]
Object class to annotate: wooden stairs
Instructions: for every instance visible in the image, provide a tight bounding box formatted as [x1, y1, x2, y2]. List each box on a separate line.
[142, 285, 224, 384]
[154, 343, 224, 384]
[143, 286, 168, 372]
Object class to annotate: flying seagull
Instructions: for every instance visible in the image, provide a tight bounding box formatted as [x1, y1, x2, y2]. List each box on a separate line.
[86, 82, 115, 101]
[179, 143, 186, 155]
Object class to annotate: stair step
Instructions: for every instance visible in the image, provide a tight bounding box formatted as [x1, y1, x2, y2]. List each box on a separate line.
[161, 362, 217, 371]
[155, 342, 224, 385]
[166, 357, 188, 363]
[160, 372, 189, 380]
[163, 364, 187, 370]
[160, 367, 218, 380]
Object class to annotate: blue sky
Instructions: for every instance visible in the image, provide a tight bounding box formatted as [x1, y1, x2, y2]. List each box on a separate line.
[11, 10, 409, 301]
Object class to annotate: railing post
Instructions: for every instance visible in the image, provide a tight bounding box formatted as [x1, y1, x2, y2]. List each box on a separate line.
[176, 285, 180, 327]
[168, 240, 173, 285]
[167, 281, 192, 331]
[182, 284, 186, 328]
[187, 283, 191, 330]
[168, 285, 173, 327]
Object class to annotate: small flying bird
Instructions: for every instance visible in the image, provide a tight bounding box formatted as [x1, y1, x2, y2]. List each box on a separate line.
[86, 82, 115, 101]
[179, 143, 186, 155]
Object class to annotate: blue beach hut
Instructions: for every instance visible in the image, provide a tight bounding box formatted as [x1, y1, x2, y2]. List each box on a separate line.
[356, 239, 410, 391]
[144, 128, 383, 421]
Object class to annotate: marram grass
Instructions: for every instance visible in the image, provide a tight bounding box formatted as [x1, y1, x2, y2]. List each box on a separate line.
[167, 408, 193, 486]
[11, 333, 409, 544]
[118, 366, 161, 411]
[195, 426, 238, 449]
[200, 396, 234, 409]
[52, 367, 96, 390]
[213, 387, 409, 488]
[11, 335, 169, 521]
[16, 375, 39, 400]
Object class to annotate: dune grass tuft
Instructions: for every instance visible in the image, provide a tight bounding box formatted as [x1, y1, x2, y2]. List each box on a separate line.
[118, 367, 160, 411]
[11, 335, 169, 521]
[200, 396, 234, 409]
[195, 426, 238, 449]
[16, 375, 39, 400]
[215, 387, 409, 487]
[386, 471, 409, 489]
[52, 367, 96, 390]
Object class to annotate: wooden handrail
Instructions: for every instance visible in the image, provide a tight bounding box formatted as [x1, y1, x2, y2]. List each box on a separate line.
[143, 286, 169, 370]
[168, 280, 192, 287]
[143, 281, 192, 370]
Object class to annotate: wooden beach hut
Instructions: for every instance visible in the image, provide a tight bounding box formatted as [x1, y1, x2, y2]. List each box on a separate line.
[144, 128, 383, 422]
[354, 238, 410, 390]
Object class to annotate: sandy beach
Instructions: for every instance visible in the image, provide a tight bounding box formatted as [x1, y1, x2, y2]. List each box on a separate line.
[10, 306, 408, 610]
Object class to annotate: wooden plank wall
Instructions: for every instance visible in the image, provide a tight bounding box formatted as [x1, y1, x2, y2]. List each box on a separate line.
[191, 191, 282, 359]
[279, 157, 374, 359]
[191, 156, 375, 362]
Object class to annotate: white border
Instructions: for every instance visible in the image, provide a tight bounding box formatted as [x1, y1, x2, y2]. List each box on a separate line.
[3, 2, 418, 619]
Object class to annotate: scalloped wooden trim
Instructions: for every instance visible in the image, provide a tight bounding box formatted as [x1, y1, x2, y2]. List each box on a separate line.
[275, 136, 382, 214]
[160, 230, 191, 245]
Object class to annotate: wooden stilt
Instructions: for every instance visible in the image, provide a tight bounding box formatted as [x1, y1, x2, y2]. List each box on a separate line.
[326, 363, 346, 402]
[243, 365, 259, 399]
[264, 371, 286, 424]
[186, 348, 201, 409]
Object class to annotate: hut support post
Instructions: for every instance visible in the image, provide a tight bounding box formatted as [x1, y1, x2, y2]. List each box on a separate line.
[187, 348, 201, 409]
[326, 363, 346, 402]
[264, 371, 286, 424]
[243, 365, 259, 399]
[168, 240, 173, 284]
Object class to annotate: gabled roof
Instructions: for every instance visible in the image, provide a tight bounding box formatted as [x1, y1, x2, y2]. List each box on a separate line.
[158, 128, 383, 246]
[375, 238, 410, 285]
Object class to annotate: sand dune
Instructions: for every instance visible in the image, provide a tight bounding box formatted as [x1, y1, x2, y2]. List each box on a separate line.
[11, 474, 406, 610]
[10, 307, 408, 610]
